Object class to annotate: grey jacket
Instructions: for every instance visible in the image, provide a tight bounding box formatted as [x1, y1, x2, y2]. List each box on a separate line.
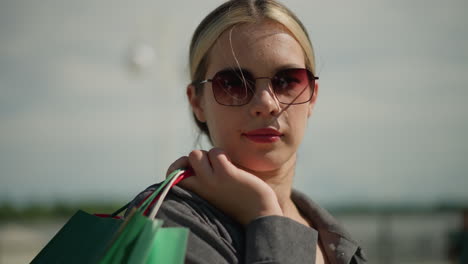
[125, 184, 367, 264]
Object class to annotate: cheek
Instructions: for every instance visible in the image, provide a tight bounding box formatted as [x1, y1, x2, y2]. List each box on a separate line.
[204, 105, 240, 146]
[286, 107, 310, 142]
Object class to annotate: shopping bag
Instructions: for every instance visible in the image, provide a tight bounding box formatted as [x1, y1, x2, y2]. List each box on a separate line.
[99, 169, 190, 264]
[31, 169, 191, 264]
[30, 206, 125, 264]
[148, 225, 190, 263]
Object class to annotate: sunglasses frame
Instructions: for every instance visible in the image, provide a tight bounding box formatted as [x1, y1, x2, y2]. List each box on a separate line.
[194, 68, 319, 107]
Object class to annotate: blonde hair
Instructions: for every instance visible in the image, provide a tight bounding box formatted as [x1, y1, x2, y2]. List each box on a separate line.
[189, 0, 316, 139]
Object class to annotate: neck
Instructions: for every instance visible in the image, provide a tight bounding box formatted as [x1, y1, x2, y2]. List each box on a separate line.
[241, 153, 298, 214]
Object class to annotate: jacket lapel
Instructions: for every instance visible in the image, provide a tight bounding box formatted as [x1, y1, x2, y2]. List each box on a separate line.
[292, 190, 361, 264]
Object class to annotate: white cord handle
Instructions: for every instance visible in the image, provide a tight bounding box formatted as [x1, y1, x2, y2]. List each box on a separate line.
[148, 170, 184, 219]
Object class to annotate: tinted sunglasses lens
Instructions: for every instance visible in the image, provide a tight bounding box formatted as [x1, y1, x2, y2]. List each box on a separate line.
[212, 70, 253, 106]
[272, 69, 314, 104]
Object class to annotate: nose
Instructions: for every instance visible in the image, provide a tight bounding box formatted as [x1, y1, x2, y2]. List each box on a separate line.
[248, 79, 280, 117]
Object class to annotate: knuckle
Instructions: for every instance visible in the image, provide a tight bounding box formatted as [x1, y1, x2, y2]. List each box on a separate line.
[209, 148, 222, 155]
[208, 148, 223, 161]
[167, 164, 174, 171]
[188, 150, 199, 159]
[208, 149, 216, 158]
[167, 156, 190, 176]
[189, 150, 205, 163]
[177, 156, 189, 165]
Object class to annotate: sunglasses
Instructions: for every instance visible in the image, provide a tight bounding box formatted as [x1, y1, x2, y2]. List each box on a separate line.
[195, 68, 318, 106]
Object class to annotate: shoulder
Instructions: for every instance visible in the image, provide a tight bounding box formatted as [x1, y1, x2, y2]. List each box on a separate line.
[125, 182, 242, 235]
[124, 183, 243, 263]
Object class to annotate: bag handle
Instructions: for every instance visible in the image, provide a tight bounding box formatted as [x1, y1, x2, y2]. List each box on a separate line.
[139, 169, 193, 218]
[139, 169, 181, 211]
[147, 170, 182, 219]
[109, 169, 192, 218]
[110, 203, 130, 218]
[107, 173, 178, 218]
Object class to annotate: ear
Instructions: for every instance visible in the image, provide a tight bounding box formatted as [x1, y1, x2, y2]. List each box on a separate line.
[187, 84, 206, 122]
[307, 81, 319, 118]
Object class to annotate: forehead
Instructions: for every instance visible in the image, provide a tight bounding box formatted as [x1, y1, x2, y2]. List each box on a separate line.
[206, 20, 305, 75]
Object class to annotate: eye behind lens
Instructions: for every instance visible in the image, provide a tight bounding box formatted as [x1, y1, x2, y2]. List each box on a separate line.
[212, 70, 254, 106]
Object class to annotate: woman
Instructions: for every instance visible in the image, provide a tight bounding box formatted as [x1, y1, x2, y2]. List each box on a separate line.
[126, 0, 367, 263]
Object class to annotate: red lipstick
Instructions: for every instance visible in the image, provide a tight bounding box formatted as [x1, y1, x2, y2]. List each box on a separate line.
[242, 128, 283, 143]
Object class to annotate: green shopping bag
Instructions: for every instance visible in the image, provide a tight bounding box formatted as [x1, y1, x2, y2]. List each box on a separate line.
[31, 207, 124, 264]
[148, 226, 190, 263]
[99, 169, 190, 263]
[32, 169, 190, 264]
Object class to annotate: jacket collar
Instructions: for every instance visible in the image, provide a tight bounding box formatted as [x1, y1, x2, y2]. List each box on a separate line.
[291, 189, 362, 264]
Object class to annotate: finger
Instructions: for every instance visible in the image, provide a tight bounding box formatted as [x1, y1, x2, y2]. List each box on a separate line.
[166, 156, 190, 177]
[176, 173, 202, 193]
[208, 148, 234, 174]
[188, 150, 213, 179]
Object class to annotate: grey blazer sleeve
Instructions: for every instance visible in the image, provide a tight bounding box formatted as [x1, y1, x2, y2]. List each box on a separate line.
[245, 215, 318, 264]
[175, 213, 319, 264]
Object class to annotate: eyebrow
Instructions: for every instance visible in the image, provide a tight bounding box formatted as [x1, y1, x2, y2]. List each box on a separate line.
[274, 63, 305, 72]
[217, 63, 305, 76]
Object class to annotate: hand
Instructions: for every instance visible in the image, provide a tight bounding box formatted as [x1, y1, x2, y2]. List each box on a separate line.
[166, 148, 283, 225]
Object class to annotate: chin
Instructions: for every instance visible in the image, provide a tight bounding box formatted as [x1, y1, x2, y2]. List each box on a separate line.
[230, 149, 294, 173]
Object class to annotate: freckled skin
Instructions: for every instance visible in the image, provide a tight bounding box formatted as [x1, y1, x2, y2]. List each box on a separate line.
[196, 20, 317, 175]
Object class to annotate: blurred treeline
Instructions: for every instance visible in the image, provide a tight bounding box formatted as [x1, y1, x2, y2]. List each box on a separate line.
[0, 202, 123, 221]
[1, 201, 466, 221]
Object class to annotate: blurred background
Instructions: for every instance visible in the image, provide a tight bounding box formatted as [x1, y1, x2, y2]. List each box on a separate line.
[1, 0, 467, 263]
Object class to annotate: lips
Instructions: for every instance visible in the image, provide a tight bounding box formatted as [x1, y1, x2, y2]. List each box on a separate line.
[242, 128, 283, 143]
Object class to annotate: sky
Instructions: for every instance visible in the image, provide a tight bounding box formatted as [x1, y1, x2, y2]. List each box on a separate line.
[0, 0, 467, 207]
